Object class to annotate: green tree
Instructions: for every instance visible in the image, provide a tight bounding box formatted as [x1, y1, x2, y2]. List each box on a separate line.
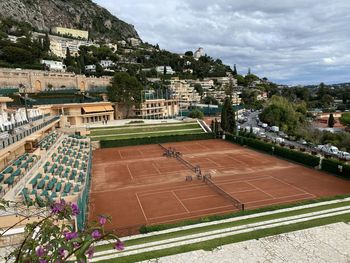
[340, 113, 350, 128]
[188, 108, 204, 119]
[328, 113, 335, 128]
[1, 46, 33, 64]
[64, 47, 74, 68]
[107, 72, 143, 117]
[43, 33, 50, 52]
[202, 96, 219, 105]
[193, 83, 204, 97]
[224, 78, 235, 98]
[185, 51, 193, 57]
[233, 64, 237, 76]
[259, 95, 306, 134]
[221, 97, 235, 132]
[321, 94, 334, 109]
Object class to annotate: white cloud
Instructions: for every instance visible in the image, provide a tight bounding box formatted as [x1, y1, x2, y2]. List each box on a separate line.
[94, 0, 350, 85]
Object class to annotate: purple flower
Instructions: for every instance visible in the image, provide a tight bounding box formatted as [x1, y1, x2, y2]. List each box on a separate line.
[98, 216, 107, 225]
[64, 231, 78, 240]
[86, 246, 95, 259]
[51, 199, 66, 214]
[71, 203, 80, 216]
[114, 240, 125, 251]
[91, 230, 101, 240]
[39, 260, 47, 263]
[36, 246, 46, 257]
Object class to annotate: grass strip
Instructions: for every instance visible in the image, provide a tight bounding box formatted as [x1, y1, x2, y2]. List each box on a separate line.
[90, 122, 197, 131]
[95, 199, 350, 252]
[98, 213, 350, 263]
[92, 129, 204, 141]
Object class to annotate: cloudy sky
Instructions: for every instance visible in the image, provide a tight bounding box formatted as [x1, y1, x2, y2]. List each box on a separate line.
[94, 0, 350, 85]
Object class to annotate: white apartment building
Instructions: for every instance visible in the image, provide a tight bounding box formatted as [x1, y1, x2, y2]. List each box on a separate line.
[189, 79, 215, 90]
[49, 36, 98, 58]
[51, 27, 89, 40]
[156, 66, 175, 75]
[169, 79, 201, 109]
[85, 65, 96, 73]
[41, 60, 66, 72]
[135, 99, 179, 119]
[99, 60, 115, 69]
[127, 38, 141, 47]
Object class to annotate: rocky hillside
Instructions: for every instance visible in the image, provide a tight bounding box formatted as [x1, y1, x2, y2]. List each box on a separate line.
[0, 0, 139, 41]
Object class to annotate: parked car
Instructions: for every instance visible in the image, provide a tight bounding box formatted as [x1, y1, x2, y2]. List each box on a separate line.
[298, 139, 307, 145]
[258, 132, 267, 138]
[262, 123, 268, 128]
[337, 151, 350, 161]
[274, 137, 285, 144]
[252, 127, 260, 134]
[321, 145, 339, 156]
[271, 126, 279, 133]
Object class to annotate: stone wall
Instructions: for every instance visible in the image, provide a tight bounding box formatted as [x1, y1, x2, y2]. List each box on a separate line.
[0, 68, 111, 93]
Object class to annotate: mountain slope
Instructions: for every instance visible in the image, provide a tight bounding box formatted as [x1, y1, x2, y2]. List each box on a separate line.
[0, 0, 139, 41]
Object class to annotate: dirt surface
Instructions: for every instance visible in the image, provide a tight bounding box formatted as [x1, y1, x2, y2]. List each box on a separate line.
[89, 140, 350, 236]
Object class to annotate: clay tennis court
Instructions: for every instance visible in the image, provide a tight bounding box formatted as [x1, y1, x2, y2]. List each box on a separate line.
[88, 139, 350, 236]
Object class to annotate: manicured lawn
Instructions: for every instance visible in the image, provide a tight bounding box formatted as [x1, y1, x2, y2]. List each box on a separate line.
[90, 123, 201, 136]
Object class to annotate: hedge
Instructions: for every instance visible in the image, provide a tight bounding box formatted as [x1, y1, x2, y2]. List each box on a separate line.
[226, 134, 320, 167]
[321, 158, 350, 179]
[100, 133, 215, 148]
[274, 146, 320, 167]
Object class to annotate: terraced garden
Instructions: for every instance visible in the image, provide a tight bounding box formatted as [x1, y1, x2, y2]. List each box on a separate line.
[89, 122, 204, 141]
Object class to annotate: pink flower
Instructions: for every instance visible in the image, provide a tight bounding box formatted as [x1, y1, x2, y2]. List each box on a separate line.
[51, 199, 66, 214]
[98, 216, 107, 225]
[64, 231, 78, 240]
[36, 246, 46, 257]
[86, 246, 95, 259]
[91, 230, 101, 240]
[114, 240, 125, 251]
[71, 203, 80, 216]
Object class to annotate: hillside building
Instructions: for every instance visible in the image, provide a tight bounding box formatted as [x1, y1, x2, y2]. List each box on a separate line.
[156, 66, 175, 75]
[194, 47, 205, 60]
[41, 60, 66, 72]
[51, 27, 89, 40]
[169, 79, 201, 109]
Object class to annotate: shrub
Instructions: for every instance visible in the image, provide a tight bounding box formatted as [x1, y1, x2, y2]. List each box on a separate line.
[321, 158, 350, 179]
[100, 133, 214, 148]
[274, 146, 320, 167]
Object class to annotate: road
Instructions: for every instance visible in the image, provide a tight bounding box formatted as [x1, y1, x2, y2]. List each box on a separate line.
[239, 110, 313, 151]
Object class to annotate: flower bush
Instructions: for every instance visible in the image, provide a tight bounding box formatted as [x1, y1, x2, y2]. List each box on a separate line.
[1, 199, 123, 262]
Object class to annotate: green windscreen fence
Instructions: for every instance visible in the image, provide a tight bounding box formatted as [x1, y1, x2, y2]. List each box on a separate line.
[77, 144, 92, 231]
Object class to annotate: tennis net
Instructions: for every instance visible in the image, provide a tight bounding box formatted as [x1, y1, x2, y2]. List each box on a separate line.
[203, 176, 244, 210]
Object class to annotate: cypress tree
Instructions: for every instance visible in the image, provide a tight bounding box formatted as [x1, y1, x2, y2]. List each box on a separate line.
[328, 113, 335, 128]
[221, 98, 229, 131]
[233, 64, 237, 76]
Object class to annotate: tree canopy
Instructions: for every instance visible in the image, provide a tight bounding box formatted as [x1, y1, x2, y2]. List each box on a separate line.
[259, 95, 307, 134]
[107, 72, 143, 116]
